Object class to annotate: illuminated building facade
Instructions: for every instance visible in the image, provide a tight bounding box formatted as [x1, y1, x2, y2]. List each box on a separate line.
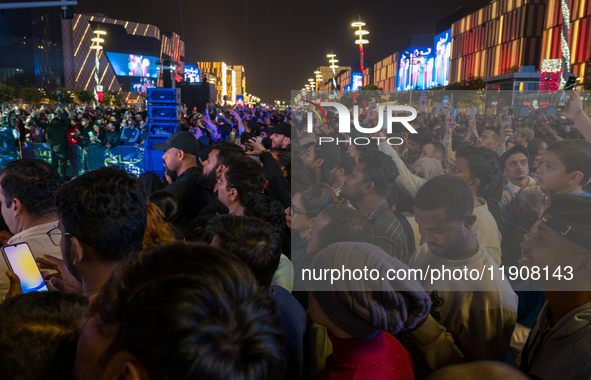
[449, 0, 547, 83]
[61, 14, 184, 101]
[373, 53, 398, 91]
[196, 62, 243, 104]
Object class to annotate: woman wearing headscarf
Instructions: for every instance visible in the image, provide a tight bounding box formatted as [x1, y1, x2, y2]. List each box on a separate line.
[410, 157, 444, 180]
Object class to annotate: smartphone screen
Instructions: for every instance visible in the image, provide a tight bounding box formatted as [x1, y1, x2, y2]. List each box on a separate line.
[2, 243, 48, 293]
[558, 76, 577, 108]
[442, 95, 449, 108]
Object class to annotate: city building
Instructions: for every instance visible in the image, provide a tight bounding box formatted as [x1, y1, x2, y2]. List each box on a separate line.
[0, 6, 64, 89]
[61, 14, 184, 102]
[373, 53, 398, 91]
[195, 62, 243, 104]
[449, 0, 547, 84]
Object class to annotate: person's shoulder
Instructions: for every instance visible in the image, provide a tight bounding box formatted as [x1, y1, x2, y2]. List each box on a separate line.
[270, 286, 305, 320]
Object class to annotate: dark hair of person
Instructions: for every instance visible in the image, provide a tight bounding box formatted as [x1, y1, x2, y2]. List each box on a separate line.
[224, 157, 266, 197]
[336, 151, 355, 176]
[55, 166, 147, 262]
[298, 185, 334, 218]
[424, 142, 446, 158]
[483, 127, 500, 141]
[546, 139, 591, 185]
[184, 216, 216, 243]
[246, 121, 261, 137]
[291, 162, 312, 195]
[240, 131, 254, 145]
[455, 145, 501, 196]
[271, 148, 291, 169]
[415, 175, 474, 222]
[242, 192, 286, 230]
[314, 204, 373, 251]
[212, 140, 246, 168]
[210, 215, 282, 288]
[98, 241, 286, 379]
[149, 190, 179, 223]
[407, 128, 433, 146]
[527, 138, 545, 157]
[0, 292, 88, 380]
[357, 150, 399, 198]
[0, 158, 62, 218]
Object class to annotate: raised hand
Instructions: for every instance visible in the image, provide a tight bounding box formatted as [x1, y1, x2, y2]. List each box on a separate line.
[36, 255, 83, 296]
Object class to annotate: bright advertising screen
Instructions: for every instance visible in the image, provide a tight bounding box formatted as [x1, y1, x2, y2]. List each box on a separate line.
[130, 77, 157, 93]
[351, 72, 363, 91]
[397, 47, 433, 91]
[106, 52, 159, 78]
[184, 65, 201, 83]
[429, 29, 451, 88]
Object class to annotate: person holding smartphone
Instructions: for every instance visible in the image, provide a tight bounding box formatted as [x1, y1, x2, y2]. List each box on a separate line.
[0, 159, 63, 301]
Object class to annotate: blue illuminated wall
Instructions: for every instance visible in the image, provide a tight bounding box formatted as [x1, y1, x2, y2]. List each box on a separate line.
[106, 52, 159, 78]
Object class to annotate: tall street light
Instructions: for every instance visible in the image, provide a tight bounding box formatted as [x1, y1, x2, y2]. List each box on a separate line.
[90, 29, 106, 106]
[327, 53, 339, 95]
[314, 70, 322, 92]
[352, 16, 368, 87]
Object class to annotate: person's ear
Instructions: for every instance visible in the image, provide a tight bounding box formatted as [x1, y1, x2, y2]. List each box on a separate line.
[468, 178, 480, 192]
[338, 168, 345, 178]
[464, 214, 477, 229]
[70, 237, 85, 266]
[216, 164, 226, 177]
[228, 188, 238, 202]
[314, 158, 324, 169]
[177, 150, 185, 161]
[363, 181, 375, 194]
[104, 352, 150, 380]
[502, 168, 508, 177]
[568, 171, 584, 187]
[11, 198, 22, 217]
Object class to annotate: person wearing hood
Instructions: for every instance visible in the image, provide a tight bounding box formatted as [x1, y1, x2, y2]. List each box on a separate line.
[516, 193, 591, 380]
[309, 241, 431, 380]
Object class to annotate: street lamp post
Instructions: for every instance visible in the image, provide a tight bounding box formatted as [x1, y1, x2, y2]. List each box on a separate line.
[90, 29, 106, 107]
[314, 70, 322, 92]
[327, 53, 339, 97]
[352, 16, 368, 87]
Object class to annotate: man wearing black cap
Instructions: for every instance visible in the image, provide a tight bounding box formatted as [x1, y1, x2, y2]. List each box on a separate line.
[154, 131, 208, 226]
[516, 193, 591, 380]
[267, 122, 291, 149]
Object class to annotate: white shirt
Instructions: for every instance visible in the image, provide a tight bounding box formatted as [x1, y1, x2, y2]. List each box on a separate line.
[408, 240, 518, 371]
[472, 198, 502, 266]
[0, 220, 62, 300]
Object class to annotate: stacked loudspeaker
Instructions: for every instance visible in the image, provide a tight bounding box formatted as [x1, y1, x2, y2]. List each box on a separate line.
[145, 88, 181, 176]
[146, 88, 181, 137]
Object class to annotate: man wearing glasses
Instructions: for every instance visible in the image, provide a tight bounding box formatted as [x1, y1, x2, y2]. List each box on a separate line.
[0, 159, 62, 301]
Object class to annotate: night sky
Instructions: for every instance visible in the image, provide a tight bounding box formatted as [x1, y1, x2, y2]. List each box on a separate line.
[76, 0, 491, 102]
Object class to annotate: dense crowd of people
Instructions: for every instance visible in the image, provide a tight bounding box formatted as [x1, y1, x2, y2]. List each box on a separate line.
[0, 89, 590, 380]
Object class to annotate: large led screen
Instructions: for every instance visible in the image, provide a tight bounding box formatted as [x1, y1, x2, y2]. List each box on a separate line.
[106, 52, 159, 78]
[351, 72, 363, 91]
[429, 29, 451, 87]
[184, 65, 201, 83]
[397, 47, 433, 91]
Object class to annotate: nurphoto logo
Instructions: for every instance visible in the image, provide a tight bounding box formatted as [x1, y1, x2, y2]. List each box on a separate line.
[307, 103, 418, 146]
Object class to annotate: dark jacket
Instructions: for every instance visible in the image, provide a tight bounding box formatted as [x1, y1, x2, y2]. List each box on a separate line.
[36, 112, 68, 148]
[164, 166, 209, 227]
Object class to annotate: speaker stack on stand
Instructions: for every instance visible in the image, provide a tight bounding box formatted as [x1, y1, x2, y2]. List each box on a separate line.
[144, 88, 181, 176]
